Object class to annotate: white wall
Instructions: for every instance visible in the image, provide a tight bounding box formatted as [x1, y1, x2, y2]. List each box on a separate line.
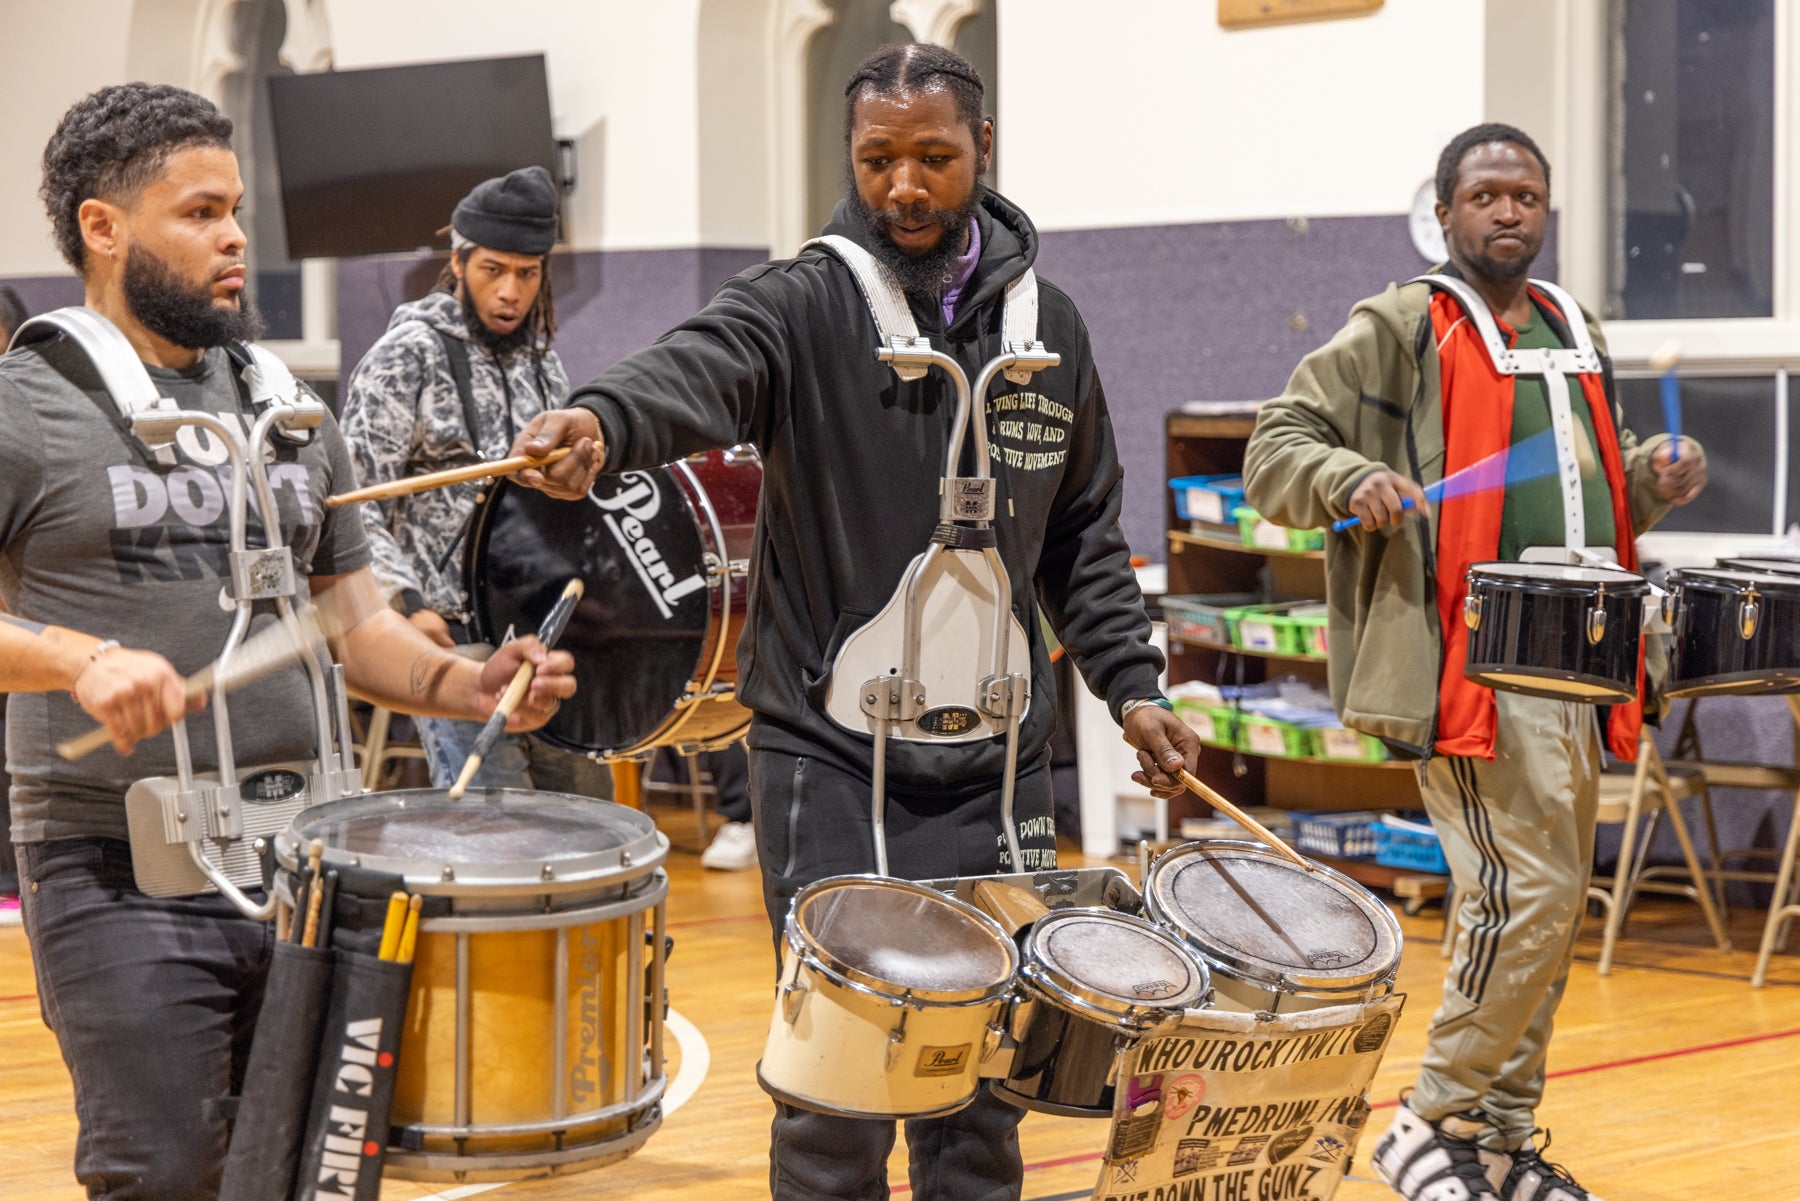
[325, 0, 708, 252]
[0, 2, 137, 276]
[995, 0, 1486, 230]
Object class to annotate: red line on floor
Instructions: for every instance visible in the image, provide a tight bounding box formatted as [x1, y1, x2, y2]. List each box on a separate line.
[0, 993, 37, 1003]
[891, 1024, 1800, 1192]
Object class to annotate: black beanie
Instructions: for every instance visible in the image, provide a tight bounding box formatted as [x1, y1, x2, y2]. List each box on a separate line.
[451, 165, 558, 255]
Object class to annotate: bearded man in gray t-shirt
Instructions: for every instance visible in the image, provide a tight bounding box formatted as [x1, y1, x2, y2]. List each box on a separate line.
[1, 84, 578, 1201]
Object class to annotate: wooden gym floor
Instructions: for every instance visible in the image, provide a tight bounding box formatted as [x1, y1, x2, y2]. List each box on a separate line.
[2, 804, 1797, 1200]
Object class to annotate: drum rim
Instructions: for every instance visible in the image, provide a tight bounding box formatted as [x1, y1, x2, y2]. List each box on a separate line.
[1020, 908, 1210, 1025]
[788, 874, 1019, 1004]
[276, 788, 668, 891]
[1716, 556, 1800, 577]
[1466, 560, 1650, 592]
[1463, 663, 1638, 704]
[1143, 839, 1403, 997]
[1669, 566, 1800, 591]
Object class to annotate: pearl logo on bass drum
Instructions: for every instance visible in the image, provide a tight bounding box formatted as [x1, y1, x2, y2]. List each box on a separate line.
[590, 473, 708, 619]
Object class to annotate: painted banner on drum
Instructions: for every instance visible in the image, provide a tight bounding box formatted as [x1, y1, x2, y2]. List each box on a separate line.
[1092, 994, 1404, 1201]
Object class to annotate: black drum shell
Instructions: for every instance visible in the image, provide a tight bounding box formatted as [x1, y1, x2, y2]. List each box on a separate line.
[1463, 568, 1645, 704]
[989, 1001, 1132, 1118]
[1666, 569, 1800, 698]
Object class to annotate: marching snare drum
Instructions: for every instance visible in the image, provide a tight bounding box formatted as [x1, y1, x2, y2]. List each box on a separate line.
[1462, 561, 1650, 704]
[466, 447, 760, 759]
[1143, 841, 1402, 1014]
[989, 908, 1210, 1118]
[275, 789, 669, 1181]
[1664, 568, 1800, 698]
[759, 875, 1017, 1119]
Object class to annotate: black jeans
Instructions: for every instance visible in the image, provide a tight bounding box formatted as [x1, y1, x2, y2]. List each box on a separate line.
[19, 838, 273, 1201]
[748, 744, 1056, 1201]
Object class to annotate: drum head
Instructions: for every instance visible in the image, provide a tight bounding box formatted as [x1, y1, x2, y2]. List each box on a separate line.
[468, 473, 710, 755]
[1467, 560, 1649, 594]
[1717, 556, 1800, 577]
[285, 789, 665, 892]
[794, 876, 1016, 1002]
[1026, 909, 1209, 1022]
[1146, 841, 1401, 997]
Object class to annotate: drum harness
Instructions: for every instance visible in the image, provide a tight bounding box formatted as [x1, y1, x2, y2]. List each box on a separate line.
[809, 236, 1058, 876]
[1414, 275, 1665, 640]
[13, 308, 364, 918]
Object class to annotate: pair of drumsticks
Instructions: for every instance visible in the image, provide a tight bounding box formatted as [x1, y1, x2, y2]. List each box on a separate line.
[276, 838, 337, 948]
[377, 891, 423, 963]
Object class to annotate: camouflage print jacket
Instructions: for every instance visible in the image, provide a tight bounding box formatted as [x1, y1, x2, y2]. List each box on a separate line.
[338, 289, 569, 620]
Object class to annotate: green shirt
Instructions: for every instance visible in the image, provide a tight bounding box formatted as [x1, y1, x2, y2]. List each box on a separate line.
[1497, 303, 1615, 560]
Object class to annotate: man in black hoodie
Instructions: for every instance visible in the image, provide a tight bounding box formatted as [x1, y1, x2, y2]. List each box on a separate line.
[510, 43, 1198, 1200]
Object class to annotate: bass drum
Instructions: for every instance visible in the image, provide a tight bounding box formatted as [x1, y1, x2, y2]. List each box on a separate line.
[467, 447, 761, 759]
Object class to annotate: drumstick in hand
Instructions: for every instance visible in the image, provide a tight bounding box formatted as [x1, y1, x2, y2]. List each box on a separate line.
[325, 447, 573, 509]
[1177, 769, 1314, 871]
[448, 578, 585, 800]
[57, 607, 330, 760]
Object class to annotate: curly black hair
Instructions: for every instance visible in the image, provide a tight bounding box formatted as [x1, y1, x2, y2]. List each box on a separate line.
[843, 43, 989, 157]
[39, 83, 234, 273]
[1435, 122, 1551, 207]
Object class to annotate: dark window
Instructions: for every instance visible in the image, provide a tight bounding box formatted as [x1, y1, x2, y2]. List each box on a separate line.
[1604, 0, 1775, 320]
[1615, 374, 1777, 533]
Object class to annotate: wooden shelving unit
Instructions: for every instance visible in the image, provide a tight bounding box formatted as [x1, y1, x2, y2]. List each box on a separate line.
[1163, 411, 1434, 895]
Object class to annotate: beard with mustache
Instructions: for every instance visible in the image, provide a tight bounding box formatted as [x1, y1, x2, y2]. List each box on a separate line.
[461, 287, 538, 356]
[845, 181, 984, 301]
[123, 244, 264, 349]
[1457, 230, 1540, 283]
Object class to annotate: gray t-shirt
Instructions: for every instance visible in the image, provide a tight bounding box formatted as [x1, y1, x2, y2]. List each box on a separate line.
[0, 334, 371, 842]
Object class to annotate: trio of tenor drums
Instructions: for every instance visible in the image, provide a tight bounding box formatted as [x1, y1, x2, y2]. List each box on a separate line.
[758, 842, 1404, 1121]
[1460, 554, 1800, 704]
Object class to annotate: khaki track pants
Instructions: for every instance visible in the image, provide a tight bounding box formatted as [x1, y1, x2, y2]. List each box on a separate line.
[1410, 691, 1601, 1151]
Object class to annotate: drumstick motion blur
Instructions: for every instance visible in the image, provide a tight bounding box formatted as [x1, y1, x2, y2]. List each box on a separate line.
[448, 577, 585, 800]
[1331, 426, 1562, 533]
[1651, 339, 1683, 462]
[323, 446, 574, 509]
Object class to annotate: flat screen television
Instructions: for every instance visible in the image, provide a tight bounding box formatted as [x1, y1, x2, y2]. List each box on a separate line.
[269, 55, 557, 259]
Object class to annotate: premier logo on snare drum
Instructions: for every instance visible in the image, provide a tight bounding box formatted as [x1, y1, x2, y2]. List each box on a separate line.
[591, 473, 708, 619]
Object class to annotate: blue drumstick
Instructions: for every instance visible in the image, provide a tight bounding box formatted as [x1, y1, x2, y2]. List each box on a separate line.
[1331, 428, 1561, 533]
[1651, 341, 1683, 462]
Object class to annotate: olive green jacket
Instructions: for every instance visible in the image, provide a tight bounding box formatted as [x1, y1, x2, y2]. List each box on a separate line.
[1242, 276, 1682, 757]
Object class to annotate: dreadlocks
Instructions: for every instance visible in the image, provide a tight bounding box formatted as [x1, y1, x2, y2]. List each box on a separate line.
[433, 245, 558, 351]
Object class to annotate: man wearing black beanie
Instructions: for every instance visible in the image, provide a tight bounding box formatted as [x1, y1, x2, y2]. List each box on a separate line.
[340, 166, 610, 798]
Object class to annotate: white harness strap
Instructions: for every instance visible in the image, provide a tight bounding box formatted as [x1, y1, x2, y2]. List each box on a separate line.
[805, 234, 1041, 381]
[9, 307, 176, 439]
[1412, 274, 1602, 552]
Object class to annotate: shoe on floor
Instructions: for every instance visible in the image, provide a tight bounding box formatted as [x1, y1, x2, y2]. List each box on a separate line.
[701, 822, 758, 871]
[1500, 1131, 1602, 1201]
[0, 894, 20, 927]
[1372, 1104, 1509, 1201]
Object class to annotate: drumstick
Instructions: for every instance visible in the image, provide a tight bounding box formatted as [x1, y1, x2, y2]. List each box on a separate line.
[57, 606, 329, 760]
[1332, 427, 1561, 533]
[324, 447, 574, 509]
[299, 839, 325, 948]
[1651, 339, 1683, 462]
[448, 577, 585, 800]
[377, 890, 409, 961]
[1177, 769, 1313, 871]
[396, 894, 424, 964]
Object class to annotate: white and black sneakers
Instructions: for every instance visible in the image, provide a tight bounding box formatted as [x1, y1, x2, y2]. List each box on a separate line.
[1499, 1132, 1602, 1201]
[1374, 1107, 1603, 1201]
[1372, 1105, 1509, 1201]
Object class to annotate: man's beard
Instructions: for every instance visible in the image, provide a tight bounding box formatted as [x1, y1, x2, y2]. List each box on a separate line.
[1460, 234, 1538, 282]
[123, 245, 263, 349]
[845, 184, 984, 300]
[462, 288, 536, 356]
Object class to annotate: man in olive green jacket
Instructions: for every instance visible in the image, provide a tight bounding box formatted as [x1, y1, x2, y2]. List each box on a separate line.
[1245, 124, 1705, 1201]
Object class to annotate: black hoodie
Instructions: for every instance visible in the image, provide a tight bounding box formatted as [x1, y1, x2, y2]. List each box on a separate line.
[570, 190, 1162, 788]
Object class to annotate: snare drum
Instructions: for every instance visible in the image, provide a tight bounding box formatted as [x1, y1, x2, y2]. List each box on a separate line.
[989, 908, 1210, 1117]
[1462, 561, 1649, 703]
[1664, 568, 1800, 698]
[759, 876, 1017, 1119]
[466, 447, 760, 759]
[275, 789, 669, 1181]
[1143, 841, 1402, 1013]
